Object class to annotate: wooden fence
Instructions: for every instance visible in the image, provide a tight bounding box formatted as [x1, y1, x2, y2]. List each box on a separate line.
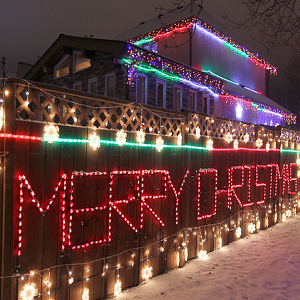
[0, 79, 299, 300]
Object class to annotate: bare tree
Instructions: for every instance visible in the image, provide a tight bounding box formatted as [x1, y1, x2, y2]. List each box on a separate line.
[223, 0, 300, 50]
[283, 51, 300, 115]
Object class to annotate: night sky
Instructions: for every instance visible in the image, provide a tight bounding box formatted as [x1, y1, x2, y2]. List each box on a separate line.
[0, 0, 292, 111]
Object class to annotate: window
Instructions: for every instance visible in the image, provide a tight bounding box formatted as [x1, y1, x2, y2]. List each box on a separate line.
[136, 74, 147, 104]
[173, 86, 182, 111]
[73, 82, 82, 91]
[189, 90, 197, 111]
[73, 51, 91, 72]
[202, 94, 214, 115]
[156, 80, 166, 108]
[54, 55, 70, 79]
[88, 78, 98, 94]
[105, 73, 116, 97]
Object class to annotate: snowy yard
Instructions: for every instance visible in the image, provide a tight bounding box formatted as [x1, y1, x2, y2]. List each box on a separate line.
[118, 214, 300, 300]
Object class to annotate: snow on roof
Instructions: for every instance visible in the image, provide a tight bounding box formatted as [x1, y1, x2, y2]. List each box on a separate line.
[224, 81, 291, 114]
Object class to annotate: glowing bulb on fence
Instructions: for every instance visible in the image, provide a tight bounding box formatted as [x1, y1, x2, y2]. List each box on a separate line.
[136, 129, 145, 144]
[206, 139, 213, 150]
[177, 133, 182, 146]
[156, 136, 164, 152]
[286, 210, 292, 217]
[236, 227, 241, 238]
[256, 138, 263, 148]
[282, 213, 287, 222]
[19, 282, 38, 300]
[44, 279, 51, 288]
[44, 124, 59, 143]
[0, 106, 3, 130]
[256, 220, 260, 230]
[4, 90, 9, 96]
[224, 132, 233, 143]
[184, 247, 188, 261]
[82, 287, 89, 300]
[244, 133, 249, 143]
[233, 140, 238, 150]
[195, 127, 201, 139]
[198, 250, 207, 260]
[116, 129, 127, 146]
[68, 277, 74, 284]
[114, 280, 122, 296]
[141, 265, 153, 280]
[88, 132, 100, 150]
[248, 223, 255, 233]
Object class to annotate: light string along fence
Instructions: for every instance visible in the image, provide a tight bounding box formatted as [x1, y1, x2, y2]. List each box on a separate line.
[2, 78, 300, 154]
[1, 78, 300, 299]
[14, 194, 300, 299]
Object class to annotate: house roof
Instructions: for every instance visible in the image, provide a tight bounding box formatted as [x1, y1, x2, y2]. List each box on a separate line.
[114, 3, 276, 74]
[224, 82, 291, 114]
[24, 35, 127, 81]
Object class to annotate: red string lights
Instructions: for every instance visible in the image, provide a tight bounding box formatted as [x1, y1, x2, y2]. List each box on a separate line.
[17, 162, 297, 254]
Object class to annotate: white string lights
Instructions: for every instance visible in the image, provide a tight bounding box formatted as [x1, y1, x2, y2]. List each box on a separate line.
[44, 124, 59, 143]
[156, 135, 164, 152]
[114, 279, 122, 296]
[19, 282, 38, 300]
[116, 129, 127, 146]
[136, 129, 145, 144]
[88, 132, 101, 150]
[82, 287, 89, 300]
[141, 265, 153, 280]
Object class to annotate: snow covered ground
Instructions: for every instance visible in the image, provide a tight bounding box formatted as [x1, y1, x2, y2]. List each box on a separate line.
[118, 214, 300, 300]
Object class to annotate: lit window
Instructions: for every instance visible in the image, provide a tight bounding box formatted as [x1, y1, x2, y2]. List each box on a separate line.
[173, 86, 182, 110]
[88, 78, 97, 94]
[156, 80, 166, 108]
[136, 74, 147, 104]
[73, 51, 91, 72]
[54, 55, 70, 79]
[189, 90, 197, 111]
[105, 74, 116, 97]
[73, 82, 82, 91]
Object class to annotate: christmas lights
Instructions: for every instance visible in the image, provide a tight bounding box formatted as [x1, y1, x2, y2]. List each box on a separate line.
[224, 132, 233, 143]
[130, 18, 277, 74]
[236, 227, 242, 238]
[248, 223, 255, 233]
[206, 139, 213, 150]
[0, 106, 3, 130]
[88, 131, 100, 150]
[195, 127, 201, 139]
[198, 250, 208, 260]
[114, 279, 122, 296]
[141, 265, 153, 280]
[82, 287, 89, 300]
[233, 140, 238, 150]
[19, 283, 38, 300]
[156, 135, 164, 152]
[44, 124, 59, 143]
[116, 129, 127, 146]
[256, 138, 263, 148]
[136, 129, 146, 144]
[177, 133, 182, 146]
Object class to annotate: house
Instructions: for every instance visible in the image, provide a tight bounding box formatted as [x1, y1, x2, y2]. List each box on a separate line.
[24, 4, 295, 127]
